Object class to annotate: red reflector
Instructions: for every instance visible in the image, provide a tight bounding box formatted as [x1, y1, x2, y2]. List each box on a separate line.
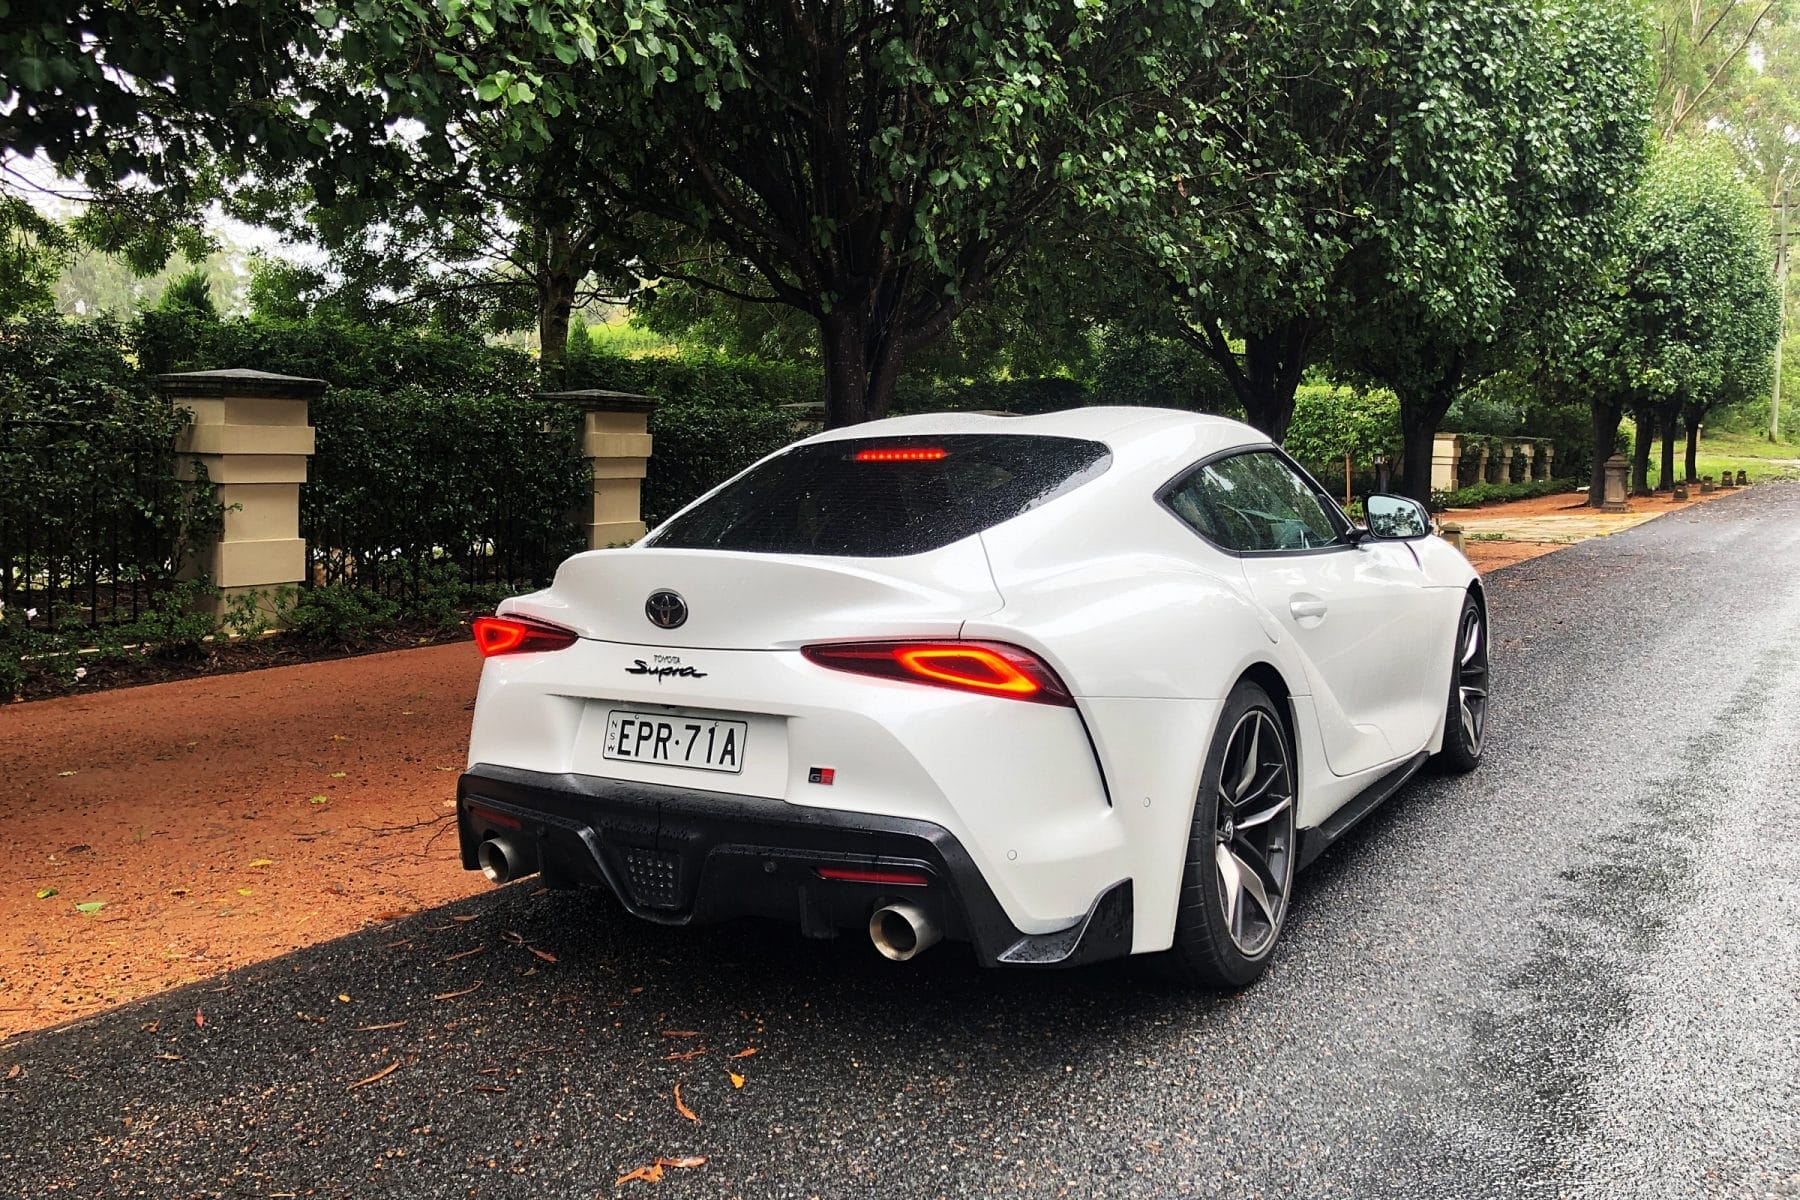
[854, 447, 948, 462]
[801, 640, 1075, 706]
[816, 867, 930, 886]
[472, 614, 579, 658]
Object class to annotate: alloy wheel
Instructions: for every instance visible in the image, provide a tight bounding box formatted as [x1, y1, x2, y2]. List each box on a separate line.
[1457, 606, 1490, 756]
[1213, 708, 1296, 958]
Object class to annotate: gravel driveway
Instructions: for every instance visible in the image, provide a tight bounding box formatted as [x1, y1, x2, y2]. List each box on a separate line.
[3, 484, 1797, 1199]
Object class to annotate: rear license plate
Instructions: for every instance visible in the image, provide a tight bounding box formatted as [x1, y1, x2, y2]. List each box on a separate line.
[604, 710, 748, 774]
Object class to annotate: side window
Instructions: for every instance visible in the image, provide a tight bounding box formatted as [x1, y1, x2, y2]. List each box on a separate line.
[1165, 451, 1346, 553]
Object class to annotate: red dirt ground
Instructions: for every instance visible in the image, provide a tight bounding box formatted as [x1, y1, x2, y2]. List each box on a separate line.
[0, 642, 487, 1041]
[0, 489, 1732, 1040]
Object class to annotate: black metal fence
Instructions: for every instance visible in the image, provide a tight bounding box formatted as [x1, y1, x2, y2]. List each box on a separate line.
[299, 387, 588, 602]
[0, 417, 207, 633]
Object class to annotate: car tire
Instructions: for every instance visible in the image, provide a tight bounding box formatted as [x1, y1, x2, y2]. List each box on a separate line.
[1162, 680, 1298, 990]
[1432, 592, 1489, 774]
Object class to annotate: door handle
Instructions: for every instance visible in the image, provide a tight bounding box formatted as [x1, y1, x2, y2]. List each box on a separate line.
[1289, 597, 1328, 623]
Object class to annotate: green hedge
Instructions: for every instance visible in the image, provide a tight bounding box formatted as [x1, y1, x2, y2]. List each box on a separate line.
[1, 314, 222, 695]
[305, 384, 587, 595]
[1435, 477, 1575, 510]
[133, 310, 538, 395]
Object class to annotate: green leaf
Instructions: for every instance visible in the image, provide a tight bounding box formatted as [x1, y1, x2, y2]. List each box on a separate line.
[35, 887, 57, 900]
[75, 901, 105, 915]
[313, 7, 339, 28]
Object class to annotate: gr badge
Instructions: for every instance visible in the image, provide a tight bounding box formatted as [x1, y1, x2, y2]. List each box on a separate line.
[807, 766, 836, 786]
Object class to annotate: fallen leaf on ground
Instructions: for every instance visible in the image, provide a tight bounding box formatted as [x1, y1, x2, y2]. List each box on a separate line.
[443, 946, 485, 963]
[616, 1157, 708, 1186]
[34, 888, 56, 900]
[729, 1047, 757, 1059]
[5, 1064, 19, 1079]
[247, 858, 273, 869]
[616, 1165, 664, 1185]
[673, 1084, 699, 1123]
[729, 1071, 745, 1089]
[168, 887, 189, 896]
[664, 1048, 706, 1062]
[356, 1020, 407, 1032]
[330, 734, 349, 742]
[337, 993, 351, 1003]
[661, 1030, 701, 1039]
[330, 772, 346, 779]
[308, 795, 329, 805]
[75, 901, 105, 915]
[236, 887, 254, 896]
[451, 914, 479, 923]
[347, 1060, 399, 1091]
[195, 1009, 204, 1028]
[432, 982, 483, 1001]
[528, 946, 557, 963]
[56, 770, 76, 777]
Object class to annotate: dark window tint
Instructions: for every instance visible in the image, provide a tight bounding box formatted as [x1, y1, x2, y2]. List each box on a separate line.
[649, 435, 1112, 557]
[1164, 450, 1345, 553]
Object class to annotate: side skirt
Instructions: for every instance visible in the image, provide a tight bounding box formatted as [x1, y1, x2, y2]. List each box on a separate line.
[1294, 751, 1430, 871]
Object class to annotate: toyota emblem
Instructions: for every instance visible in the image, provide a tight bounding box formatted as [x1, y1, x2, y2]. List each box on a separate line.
[645, 590, 688, 630]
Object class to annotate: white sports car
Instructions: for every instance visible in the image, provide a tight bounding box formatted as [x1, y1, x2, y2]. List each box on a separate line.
[457, 408, 1488, 987]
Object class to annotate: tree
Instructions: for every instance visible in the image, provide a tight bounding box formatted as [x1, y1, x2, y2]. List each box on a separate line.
[1550, 138, 1781, 502]
[305, 0, 1271, 426]
[1332, 0, 1654, 502]
[1104, 0, 1523, 444]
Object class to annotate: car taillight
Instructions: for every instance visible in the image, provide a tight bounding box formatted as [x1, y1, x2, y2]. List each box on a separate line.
[801, 640, 1074, 706]
[472, 614, 579, 657]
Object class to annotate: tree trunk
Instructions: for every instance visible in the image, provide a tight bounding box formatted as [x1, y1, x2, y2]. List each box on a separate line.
[1630, 405, 1654, 495]
[1684, 400, 1704, 481]
[1191, 317, 1317, 445]
[538, 271, 576, 371]
[816, 296, 916, 429]
[1396, 360, 1464, 505]
[1588, 395, 1623, 508]
[1656, 399, 1680, 491]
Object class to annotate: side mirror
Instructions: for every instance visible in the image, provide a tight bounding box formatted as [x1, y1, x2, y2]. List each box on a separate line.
[1361, 493, 1432, 541]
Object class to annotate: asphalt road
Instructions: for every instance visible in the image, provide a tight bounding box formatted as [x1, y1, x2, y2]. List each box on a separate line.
[5, 484, 1800, 1200]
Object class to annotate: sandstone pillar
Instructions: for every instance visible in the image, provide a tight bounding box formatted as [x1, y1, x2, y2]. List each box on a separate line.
[541, 389, 658, 549]
[161, 368, 322, 622]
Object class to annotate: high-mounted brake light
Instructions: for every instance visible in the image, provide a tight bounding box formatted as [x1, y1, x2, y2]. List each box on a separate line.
[801, 641, 1075, 706]
[472, 614, 579, 658]
[854, 447, 948, 462]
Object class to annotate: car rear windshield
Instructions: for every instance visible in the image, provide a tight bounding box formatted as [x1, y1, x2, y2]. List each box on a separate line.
[648, 434, 1113, 557]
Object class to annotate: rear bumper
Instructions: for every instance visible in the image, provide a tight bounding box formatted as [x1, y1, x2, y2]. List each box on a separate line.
[457, 763, 1133, 969]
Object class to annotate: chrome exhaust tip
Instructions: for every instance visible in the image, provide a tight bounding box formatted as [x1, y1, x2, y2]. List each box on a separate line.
[868, 902, 942, 962]
[477, 836, 531, 885]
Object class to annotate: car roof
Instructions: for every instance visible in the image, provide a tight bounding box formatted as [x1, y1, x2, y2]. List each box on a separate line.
[801, 406, 1271, 474]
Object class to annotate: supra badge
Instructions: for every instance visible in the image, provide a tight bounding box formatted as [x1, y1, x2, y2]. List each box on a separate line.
[645, 590, 688, 629]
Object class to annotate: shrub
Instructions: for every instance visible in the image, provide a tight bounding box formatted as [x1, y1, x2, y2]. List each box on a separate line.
[1089, 332, 1237, 413]
[1434, 477, 1574, 510]
[133, 311, 537, 396]
[305, 384, 587, 596]
[0, 313, 220, 635]
[1284, 385, 1401, 477]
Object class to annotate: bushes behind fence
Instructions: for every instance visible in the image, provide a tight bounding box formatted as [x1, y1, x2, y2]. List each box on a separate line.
[305, 385, 588, 600]
[0, 314, 218, 634]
